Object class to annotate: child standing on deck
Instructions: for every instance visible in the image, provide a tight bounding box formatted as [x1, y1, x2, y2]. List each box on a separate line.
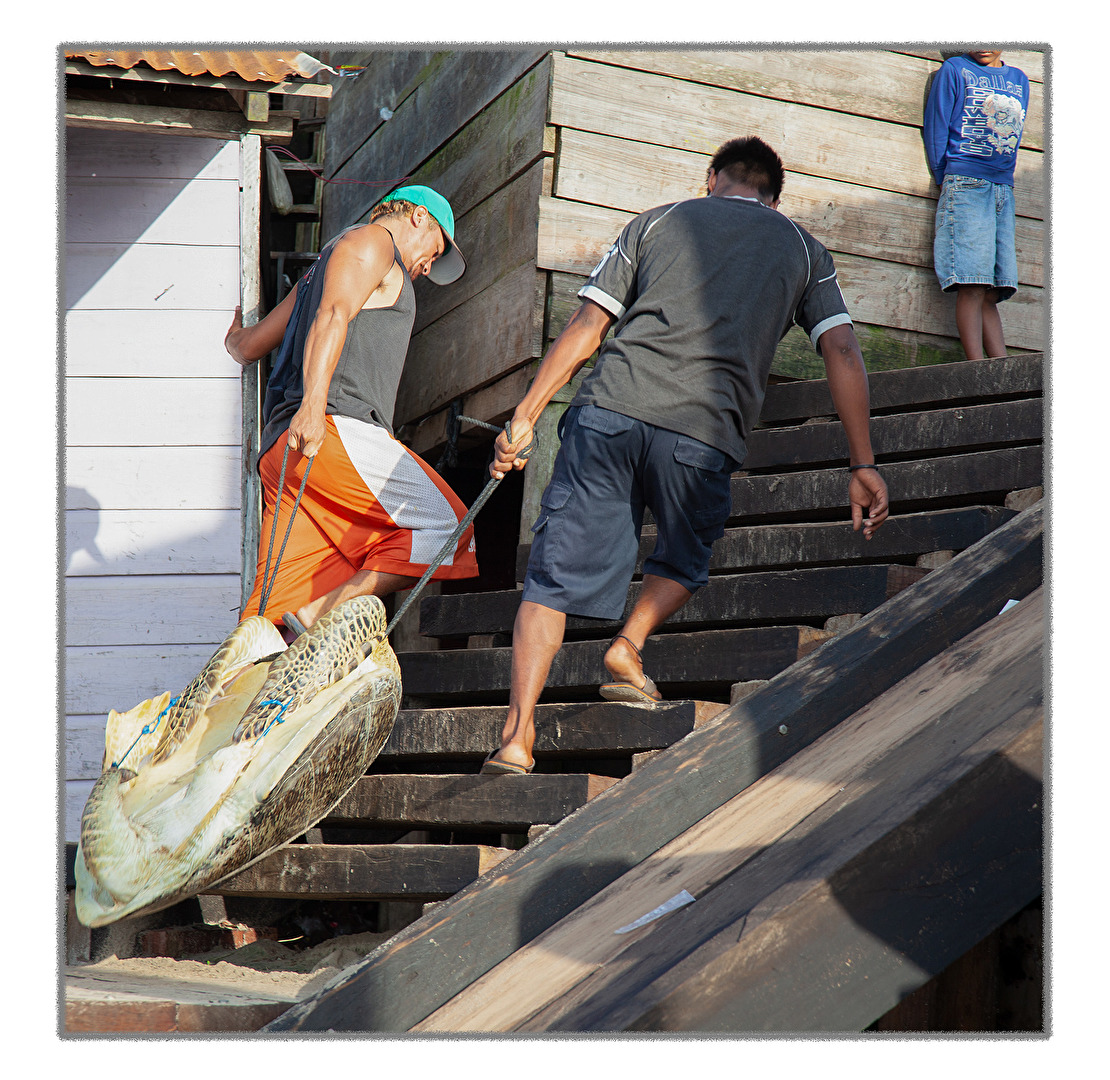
[923, 49, 1030, 360]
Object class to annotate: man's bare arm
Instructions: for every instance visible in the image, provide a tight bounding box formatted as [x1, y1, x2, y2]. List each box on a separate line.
[224, 284, 301, 366]
[286, 226, 397, 457]
[818, 321, 889, 539]
[490, 299, 615, 478]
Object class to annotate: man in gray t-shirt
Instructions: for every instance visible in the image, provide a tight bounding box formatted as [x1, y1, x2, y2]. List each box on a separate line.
[480, 136, 889, 776]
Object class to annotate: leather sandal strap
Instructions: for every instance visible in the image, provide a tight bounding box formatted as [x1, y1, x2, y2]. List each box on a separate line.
[612, 633, 644, 663]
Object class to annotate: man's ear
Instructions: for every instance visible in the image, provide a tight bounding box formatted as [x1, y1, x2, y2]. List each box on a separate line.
[706, 168, 717, 194]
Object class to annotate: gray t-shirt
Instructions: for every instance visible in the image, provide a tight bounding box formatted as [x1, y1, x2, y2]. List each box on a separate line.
[572, 194, 852, 465]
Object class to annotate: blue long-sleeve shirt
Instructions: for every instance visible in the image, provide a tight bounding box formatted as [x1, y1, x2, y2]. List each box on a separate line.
[923, 55, 1030, 187]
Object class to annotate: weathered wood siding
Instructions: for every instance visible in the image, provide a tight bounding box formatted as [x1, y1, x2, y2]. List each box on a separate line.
[542, 48, 1046, 377]
[64, 129, 247, 840]
[320, 47, 1045, 458]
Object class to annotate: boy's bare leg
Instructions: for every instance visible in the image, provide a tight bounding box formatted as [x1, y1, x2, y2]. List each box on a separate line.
[293, 569, 417, 629]
[603, 574, 694, 691]
[492, 601, 568, 769]
[955, 285, 989, 359]
[982, 288, 1007, 358]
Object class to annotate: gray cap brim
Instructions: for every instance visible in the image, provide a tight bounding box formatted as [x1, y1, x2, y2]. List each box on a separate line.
[427, 237, 466, 285]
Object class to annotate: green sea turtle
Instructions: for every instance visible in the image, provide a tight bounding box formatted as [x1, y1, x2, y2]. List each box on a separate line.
[74, 595, 401, 928]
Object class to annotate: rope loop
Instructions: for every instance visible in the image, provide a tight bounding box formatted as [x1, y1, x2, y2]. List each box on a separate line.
[112, 695, 180, 769]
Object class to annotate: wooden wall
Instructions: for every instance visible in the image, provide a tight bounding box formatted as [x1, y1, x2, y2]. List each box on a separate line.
[63, 129, 249, 840]
[320, 47, 1045, 462]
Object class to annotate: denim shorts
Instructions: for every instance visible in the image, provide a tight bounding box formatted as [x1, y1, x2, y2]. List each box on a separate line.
[521, 404, 734, 620]
[933, 174, 1018, 299]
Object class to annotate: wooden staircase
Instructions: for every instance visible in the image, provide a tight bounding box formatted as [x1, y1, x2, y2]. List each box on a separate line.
[214, 353, 1042, 908]
[64, 354, 1044, 1033]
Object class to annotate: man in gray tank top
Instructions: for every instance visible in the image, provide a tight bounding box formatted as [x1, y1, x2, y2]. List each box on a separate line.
[225, 185, 478, 639]
[480, 137, 890, 775]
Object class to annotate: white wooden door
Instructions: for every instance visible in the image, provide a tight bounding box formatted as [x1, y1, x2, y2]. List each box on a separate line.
[64, 128, 246, 841]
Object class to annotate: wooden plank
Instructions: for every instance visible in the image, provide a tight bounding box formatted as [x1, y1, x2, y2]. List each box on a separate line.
[743, 398, 1043, 471]
[65, 176, 241, 245]
[65, 575, 243, 646]
[415, 589, 1043, 1032]
[65, 242, 240, 310]
[410, 158, 547, 336]
[727, 448, 1042, 522]
[64, 509, 242, 576]
[65, 127, 240, 180]
[553, 129, 1042, 284]
[65, 716, 111, 781]
[65, 98, 293, 142]
[66, 447, 242, 510]
[537, 197, 1045, 351]
[420, 565, 927, 639]
[378, 701, 711, 759]
[613, 721, 1043, 1033]
[394, 261, 544, 428]
[398, 626, 831, 701]
[321, 50, 548, 236]
[369, 53, 552, 248]
[65, 377, 242, 446]
[239, 133, 264, 612]
[64, 643, 221, 715]
[327, 773, 619, 830]
[517, 506, 1019, 583]
[566, 48, 1044, 151]
[759, 353, 1043, 424]
[548, 54, 1044, 216]
[216, 843, 512, 901]
[65, 998, 289, 1034]
[263, 502, 1042, 1033]
[64, 310, 246, 377]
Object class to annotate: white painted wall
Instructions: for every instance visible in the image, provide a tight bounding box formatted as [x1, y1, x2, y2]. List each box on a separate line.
[64, 129, 246, 841]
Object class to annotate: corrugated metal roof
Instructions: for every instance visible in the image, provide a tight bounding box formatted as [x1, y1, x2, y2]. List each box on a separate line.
[65, 49, 330, 84]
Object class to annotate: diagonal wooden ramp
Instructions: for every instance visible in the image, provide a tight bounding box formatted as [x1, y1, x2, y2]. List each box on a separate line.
[264, 501, 1042, 1033]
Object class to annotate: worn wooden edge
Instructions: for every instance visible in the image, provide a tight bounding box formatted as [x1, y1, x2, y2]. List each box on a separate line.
[623, 718, 1043, 1033]
[262, 501, 1042, 1032]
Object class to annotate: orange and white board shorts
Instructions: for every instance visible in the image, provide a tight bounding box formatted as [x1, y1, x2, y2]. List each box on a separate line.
[241, 415, 478, 624]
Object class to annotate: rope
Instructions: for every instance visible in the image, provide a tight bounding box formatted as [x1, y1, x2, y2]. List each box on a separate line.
[257, 442, 314, 619]
[385, 418, 533, 637]
[112, 695, 180, 769]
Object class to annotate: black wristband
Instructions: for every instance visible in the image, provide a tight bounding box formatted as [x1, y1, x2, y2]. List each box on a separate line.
[849, 464, 879, 471]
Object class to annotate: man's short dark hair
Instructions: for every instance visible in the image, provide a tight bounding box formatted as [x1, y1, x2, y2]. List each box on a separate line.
[708, 136, 786, 202]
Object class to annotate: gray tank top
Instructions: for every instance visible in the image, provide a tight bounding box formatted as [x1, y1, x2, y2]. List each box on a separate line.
[260, 229, 416, 457]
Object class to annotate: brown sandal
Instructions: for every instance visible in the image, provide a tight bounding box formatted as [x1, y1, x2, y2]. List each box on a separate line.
[600, 635, 662, 707]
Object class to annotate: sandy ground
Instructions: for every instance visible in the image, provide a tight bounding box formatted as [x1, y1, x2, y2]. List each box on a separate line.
[65, 930, 395, 1005]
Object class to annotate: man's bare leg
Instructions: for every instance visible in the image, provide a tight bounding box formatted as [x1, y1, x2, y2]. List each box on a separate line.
[490, 600, 568, 769]
[293, 569, 417, 630]
[603, 574, 694, 693]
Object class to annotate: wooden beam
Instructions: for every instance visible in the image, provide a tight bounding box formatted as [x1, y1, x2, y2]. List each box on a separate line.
[65, 98, 293, 141]
[216, 843, 512, 902]
[725, 447, 1042, 523]
[398, 625, 832, 701]
[378, 700, 717, 760]
[419, 565, 926, 639]
[415, 589, 1043, 1032]
[758, 353, 1043, 424]
[326, 773, 619, 830]
[263, 502, 1042, 1033]
[517, 506, 1019, 583]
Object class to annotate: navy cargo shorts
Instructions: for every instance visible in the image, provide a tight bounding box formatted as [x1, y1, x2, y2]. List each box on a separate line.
[521, 403, 735, 620]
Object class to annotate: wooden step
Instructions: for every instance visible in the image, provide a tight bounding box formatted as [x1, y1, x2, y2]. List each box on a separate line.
[398, 627, 831, 704]
[216, 843, 512, 902]
[263, 502, 1043, 1034]
[757, 354, 1042, 425]
[421, 564, 927, 639]
[518, 505, 1019, 582]
[726, 446, 1042, 523]
[326, 773, 619, 830]
[380, 700, 721, 760]
[743, 398, 1041, 472]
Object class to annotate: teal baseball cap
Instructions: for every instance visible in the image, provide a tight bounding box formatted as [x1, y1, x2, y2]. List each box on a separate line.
[379, 184, 466, 285]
